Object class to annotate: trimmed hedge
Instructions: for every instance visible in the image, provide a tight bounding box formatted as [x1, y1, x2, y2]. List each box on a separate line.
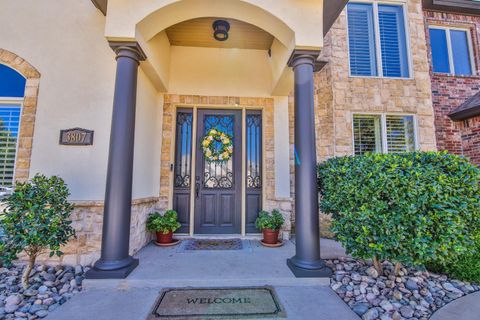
[318, 152, 480, 271]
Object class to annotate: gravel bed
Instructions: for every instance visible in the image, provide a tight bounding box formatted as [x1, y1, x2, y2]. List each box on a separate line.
[326, 258, 479, 320]
[0, 263, 86, 319]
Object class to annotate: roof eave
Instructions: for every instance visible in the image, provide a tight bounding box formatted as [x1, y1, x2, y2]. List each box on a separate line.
[323, 0, 349, 36]
[423, 0, 480, 15]
[91, 0, 107, 15]
[449, 106, 480, 121]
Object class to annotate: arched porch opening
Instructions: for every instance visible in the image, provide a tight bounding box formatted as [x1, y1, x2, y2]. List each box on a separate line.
[88, 0, 334, 279]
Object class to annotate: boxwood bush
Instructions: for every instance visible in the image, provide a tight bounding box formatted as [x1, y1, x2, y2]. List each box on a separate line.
[318, 152, 480, 274]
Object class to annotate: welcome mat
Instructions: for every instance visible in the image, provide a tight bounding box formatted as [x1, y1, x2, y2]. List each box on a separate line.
[148, 287, 285, 319]
[183, 239, 243, 251]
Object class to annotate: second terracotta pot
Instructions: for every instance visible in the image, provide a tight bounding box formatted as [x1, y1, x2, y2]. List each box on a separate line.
[156, 231, 173, 244]
[262, 228, 279, 244]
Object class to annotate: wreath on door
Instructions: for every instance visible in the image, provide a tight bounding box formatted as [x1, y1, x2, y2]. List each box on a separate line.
[202, 128, 233, 162]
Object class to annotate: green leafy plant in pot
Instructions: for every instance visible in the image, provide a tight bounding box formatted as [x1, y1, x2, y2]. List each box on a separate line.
[255, 210, 285, 244]
[146, 210, 181, 244]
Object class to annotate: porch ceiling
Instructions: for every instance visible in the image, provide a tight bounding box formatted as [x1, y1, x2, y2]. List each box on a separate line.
[165, 17, 274, 50]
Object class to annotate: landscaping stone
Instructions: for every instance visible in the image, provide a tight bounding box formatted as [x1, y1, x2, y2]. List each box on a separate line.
[327, 258, 480, 320]
[0, 263, 85, 319]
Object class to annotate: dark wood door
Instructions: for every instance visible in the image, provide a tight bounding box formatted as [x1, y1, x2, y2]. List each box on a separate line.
[194, 109, 242, 234]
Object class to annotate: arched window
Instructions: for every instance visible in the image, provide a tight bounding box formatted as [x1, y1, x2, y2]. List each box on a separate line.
[0, 64, 25, 194]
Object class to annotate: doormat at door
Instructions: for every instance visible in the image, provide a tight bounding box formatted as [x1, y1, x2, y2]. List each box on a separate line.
[182, 238, 243, 251]
[148, 287, 285, 319]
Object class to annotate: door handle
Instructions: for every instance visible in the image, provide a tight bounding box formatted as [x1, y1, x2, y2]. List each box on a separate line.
[195, 182, 200, 199]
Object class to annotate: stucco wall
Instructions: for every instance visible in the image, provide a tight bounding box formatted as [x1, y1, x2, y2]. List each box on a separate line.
[0, 0, 162, 201]
[133, 69, 163, 199]
[168, 46, 273, 97]
[0, 0, 115, 200]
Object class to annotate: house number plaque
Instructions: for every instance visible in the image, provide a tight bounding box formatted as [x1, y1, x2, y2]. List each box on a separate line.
[59, 128, 94, 145]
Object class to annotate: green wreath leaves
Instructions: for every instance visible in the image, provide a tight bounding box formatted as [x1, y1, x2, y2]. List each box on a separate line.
[202, 128, 233, 162]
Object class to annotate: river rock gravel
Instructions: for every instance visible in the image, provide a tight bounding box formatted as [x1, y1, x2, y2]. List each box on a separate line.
[0, 263, 86, 319]
[326, 258, 479, 320]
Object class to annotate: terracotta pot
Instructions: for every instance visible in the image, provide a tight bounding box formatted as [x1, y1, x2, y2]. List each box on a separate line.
[262, 228, 279, 244]
[156, 231, 173, 244]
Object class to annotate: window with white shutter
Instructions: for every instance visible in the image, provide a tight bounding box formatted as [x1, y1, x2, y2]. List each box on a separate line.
[386, 115, 415, 153]
[353, 115, 382, 155]
[347, 2, 410, 78]
[0, 104, 21, 191]
[353, 114, 416, 155]
[378, 5, 409, 78]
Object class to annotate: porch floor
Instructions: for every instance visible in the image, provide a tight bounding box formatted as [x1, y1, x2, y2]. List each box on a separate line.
[48, 239, 359, 320]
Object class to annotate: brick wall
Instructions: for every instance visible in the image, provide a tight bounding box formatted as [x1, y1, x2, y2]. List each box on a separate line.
[459, 115, 480, 165]
[424, 10, 480, 163]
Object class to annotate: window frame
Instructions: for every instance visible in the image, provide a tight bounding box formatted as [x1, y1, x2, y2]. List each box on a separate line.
[0, 97, 23, 190]
[346, 0, 413, 79]
[428, 25, 476, 76]
[351, 112, 419, 155]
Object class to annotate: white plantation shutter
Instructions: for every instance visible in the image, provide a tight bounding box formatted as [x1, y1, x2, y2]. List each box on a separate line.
[0, 105, 21, 191]
[378, 5, 409, 78]
[386, 115, 415, 153]
[353, 115, 382, 155]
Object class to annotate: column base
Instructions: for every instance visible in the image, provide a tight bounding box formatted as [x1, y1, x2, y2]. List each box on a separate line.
[287, 258, 332, 278]
[86, 258, 139, 279]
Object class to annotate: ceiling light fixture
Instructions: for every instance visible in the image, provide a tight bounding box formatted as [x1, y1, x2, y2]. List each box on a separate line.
[212, 19, 230, 41]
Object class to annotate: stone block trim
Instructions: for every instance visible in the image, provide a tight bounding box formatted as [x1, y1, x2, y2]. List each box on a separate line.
[0, 48, 40, 183]
[424, 10, 480, 164]
[34, 197, 158, 266]
[160, 94, 292, 237]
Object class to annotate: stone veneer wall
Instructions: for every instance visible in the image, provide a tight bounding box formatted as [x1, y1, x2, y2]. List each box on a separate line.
[34, 197, 158, 266]
[0, 48, 40, 183]
[289, 0, 437, 237]
[424, 10, 480, 163]
[160, 94, 292, 237]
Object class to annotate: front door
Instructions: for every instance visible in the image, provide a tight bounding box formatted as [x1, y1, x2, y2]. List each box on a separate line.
[194, 109, 242, 234]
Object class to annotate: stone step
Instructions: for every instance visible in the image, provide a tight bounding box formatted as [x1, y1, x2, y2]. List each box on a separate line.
[83, 277, 330, 290]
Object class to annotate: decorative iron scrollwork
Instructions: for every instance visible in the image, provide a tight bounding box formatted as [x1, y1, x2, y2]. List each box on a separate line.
[174, 111, 193, 188]
[203, 115, 235, 189]
[246, 113, 262, 189]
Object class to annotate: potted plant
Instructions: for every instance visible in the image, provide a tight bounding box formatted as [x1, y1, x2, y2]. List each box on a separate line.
[146, 210, 181, 244]
[255, 209, 285, 245]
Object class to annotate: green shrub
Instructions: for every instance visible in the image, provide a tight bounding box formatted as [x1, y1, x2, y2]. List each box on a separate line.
[318, 152, 480, 273]
[146, 210, 181, 234]
[255, 210, 285, 231]
[1, 174, 76, 288]
[428, 237, 480, 283]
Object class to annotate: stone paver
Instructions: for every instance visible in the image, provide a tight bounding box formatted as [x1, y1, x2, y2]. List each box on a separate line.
[431, 291, 480, 320]
[47, 239, 359, 319]
[47, 286, 359, 320]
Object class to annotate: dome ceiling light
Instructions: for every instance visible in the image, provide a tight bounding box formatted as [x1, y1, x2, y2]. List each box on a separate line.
[212, 19, 230, 41]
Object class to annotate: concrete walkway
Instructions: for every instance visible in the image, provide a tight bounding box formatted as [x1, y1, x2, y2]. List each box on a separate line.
[47, 239, 358, 320]
[431, 291, 480, 320]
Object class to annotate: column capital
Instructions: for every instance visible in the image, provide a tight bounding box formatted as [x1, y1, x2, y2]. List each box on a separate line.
[287, 49, 327, 72]
[109, 41, 147, 63]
